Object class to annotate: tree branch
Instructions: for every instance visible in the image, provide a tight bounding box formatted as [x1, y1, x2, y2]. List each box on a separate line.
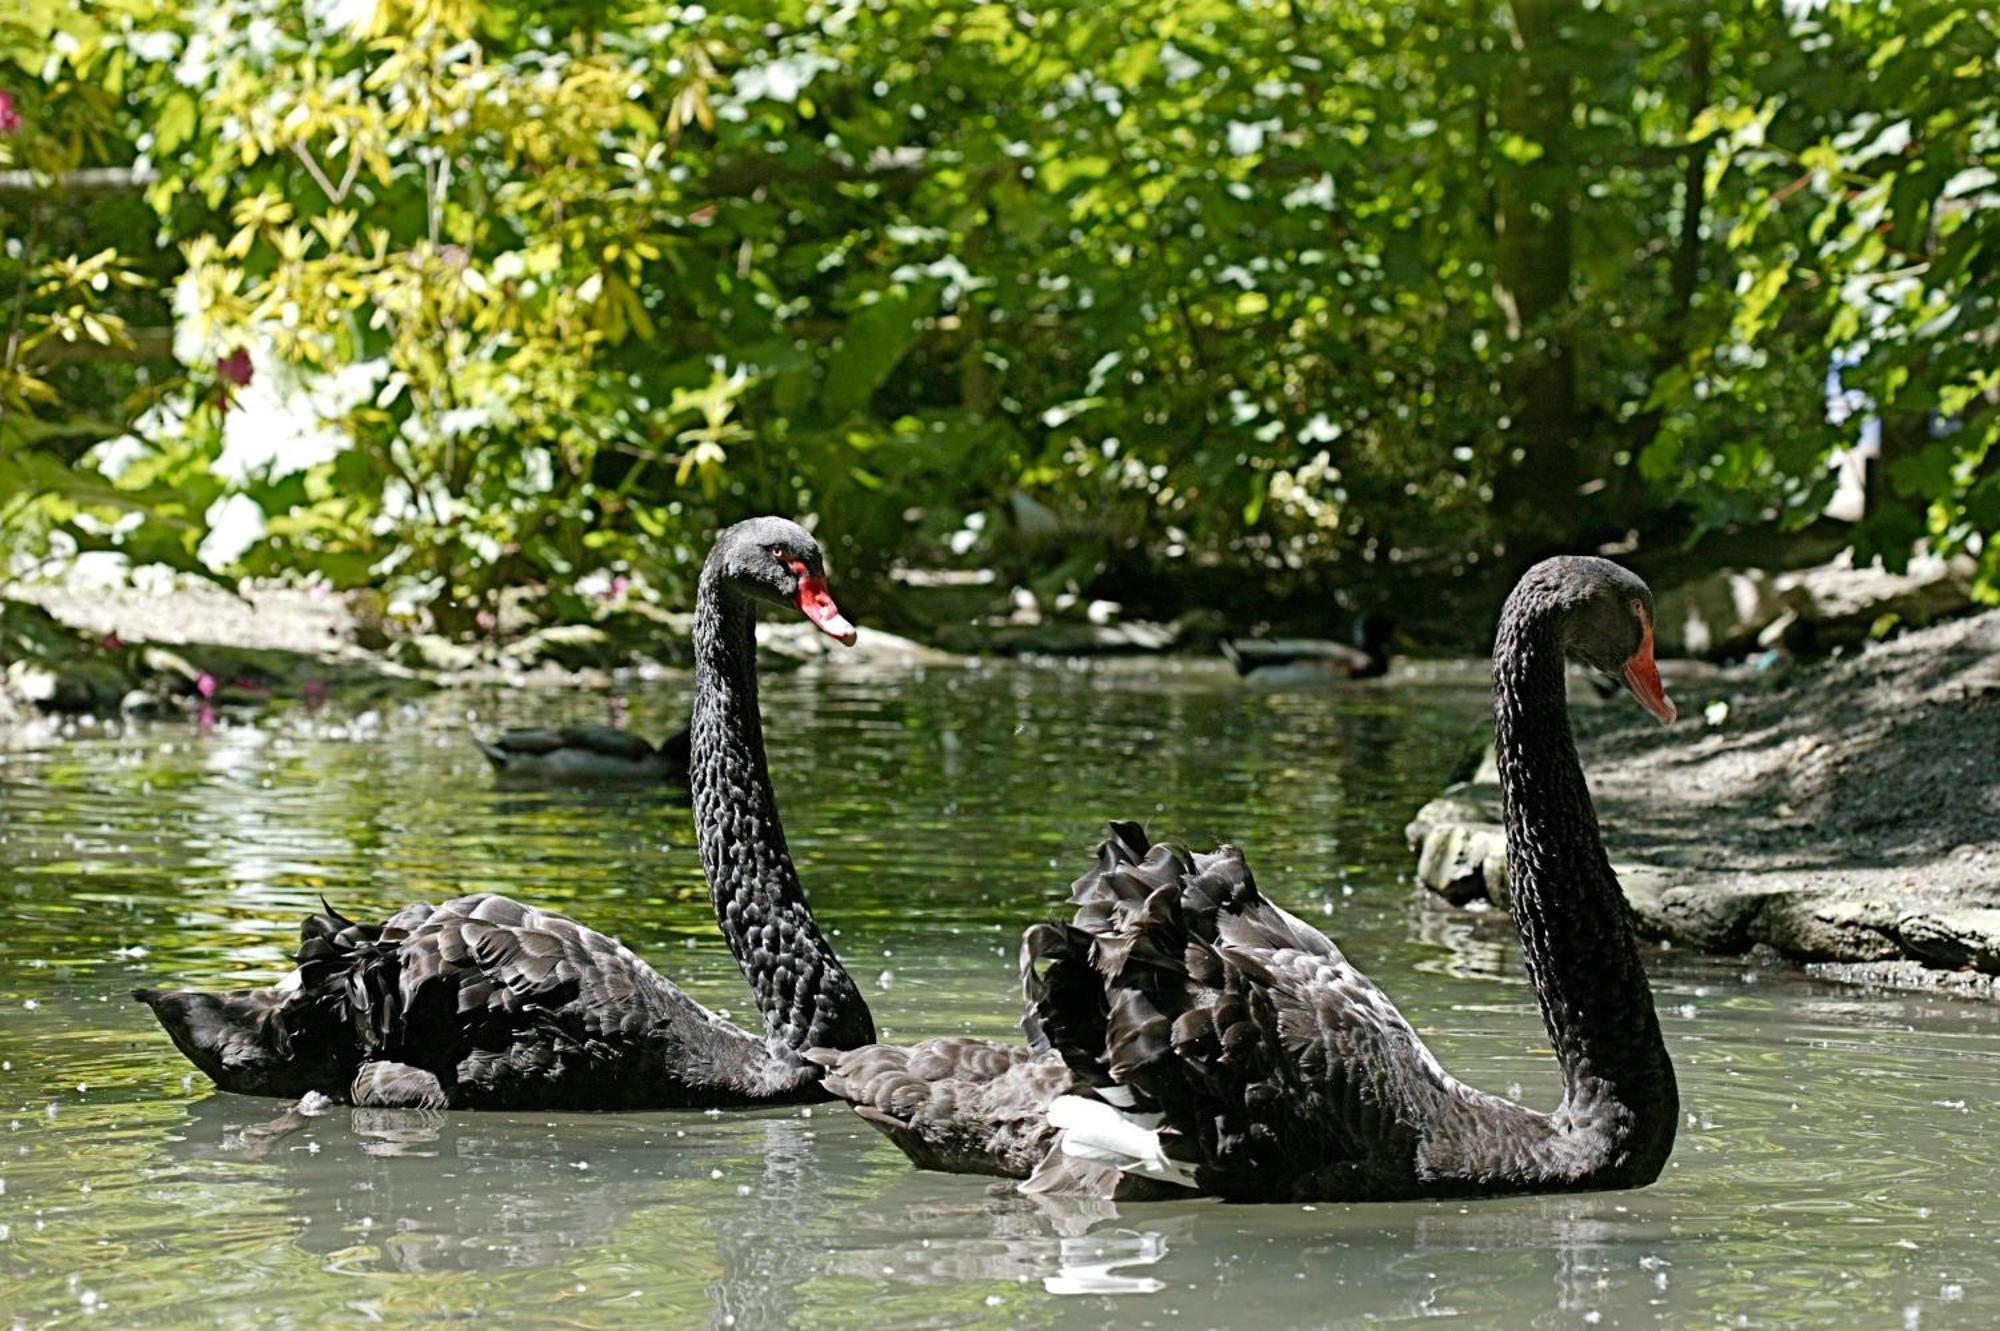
[0, 166, 160, 199]
[23, 326, 176, 366]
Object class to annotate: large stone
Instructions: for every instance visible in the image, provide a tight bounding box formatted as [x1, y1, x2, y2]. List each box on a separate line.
[1758, 894, 1905, 963]
[1896, 908, 2000, 974]
[1416, 820, 1510, 908]
[1654, 553, 1974, 659]
[1635, 877, 1785, 951]
[501, 623, 618, 672]
[1405, 784, 1501, 848]
[1655, 569, 1785, 658]
[1772, 555, 1975, 648]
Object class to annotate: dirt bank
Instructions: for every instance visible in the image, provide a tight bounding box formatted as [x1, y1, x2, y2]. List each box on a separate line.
[1407, 608, 2000, 989]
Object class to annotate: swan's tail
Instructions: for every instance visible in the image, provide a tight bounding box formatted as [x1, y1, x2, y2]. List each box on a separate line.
[1042, 1094, 1198, 1189]
[136, 900, 432, 1098]
[1019, 821, 1299, 1195]
[1021, 820, 1261, 1091]
[133, 986, 321, 1098]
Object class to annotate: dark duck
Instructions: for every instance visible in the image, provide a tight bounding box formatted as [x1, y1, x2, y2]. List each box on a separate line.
[1220, 611, 1395, 682]
[474, 724, 692, 787]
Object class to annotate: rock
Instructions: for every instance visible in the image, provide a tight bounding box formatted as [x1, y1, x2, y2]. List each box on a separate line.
[1655, 568, 1785, 657]
[395, 633, 484, 674]
[1895, 908, 2000, 974]
[757, 620, 957, 669]
[1, 599, 142, 712]
[1406, 784, 1507, 905]
[1172, 607, 1228, 652]
[501, 624, 618, 672]
[1397, 602, 2000, 994]
[4, 661, 62, 708]
[1774, 554, 1974, 647]
[1416, 820, 1511, 908]
[1803, 960, 2000, 996]
[1655, 551, 1974, 659]
[1748, 894, 1907, 963]
[1405, 784, 1501, 846]
[4, 659, 130, 712]
[930, 619, 1183, 657]
[1634, 877, 1782, 952]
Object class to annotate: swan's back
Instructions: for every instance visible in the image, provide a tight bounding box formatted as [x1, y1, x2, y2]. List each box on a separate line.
[815, 823, 1515, 1200]
[137, 894, 798, 1110]
[1017, 823, 1556, 1201]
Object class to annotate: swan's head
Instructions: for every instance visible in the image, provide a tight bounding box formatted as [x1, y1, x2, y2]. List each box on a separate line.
[710, 516, 857, 646]
[1542, 556, 1676, 726]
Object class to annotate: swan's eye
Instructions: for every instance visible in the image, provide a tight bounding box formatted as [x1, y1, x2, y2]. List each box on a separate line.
[769, 546, 787, 563]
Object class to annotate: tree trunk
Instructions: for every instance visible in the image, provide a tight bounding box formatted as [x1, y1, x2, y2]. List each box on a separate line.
[1490, 0, 1580, 523]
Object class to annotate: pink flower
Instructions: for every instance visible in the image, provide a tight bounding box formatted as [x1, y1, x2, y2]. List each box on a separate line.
[103, 631, 124, 652]
[214, 348, 253, 413]
[0, 92, 21, 136]
[195, 671, 218, 700]
[609, 574, 632, 598]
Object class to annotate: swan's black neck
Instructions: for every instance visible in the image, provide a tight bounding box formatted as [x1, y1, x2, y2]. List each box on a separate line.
[689, 569, 875, 1052]
[1490, 589, 1677, 1185]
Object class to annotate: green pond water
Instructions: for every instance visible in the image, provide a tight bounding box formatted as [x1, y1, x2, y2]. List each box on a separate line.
[1, 660, 1997, 1329]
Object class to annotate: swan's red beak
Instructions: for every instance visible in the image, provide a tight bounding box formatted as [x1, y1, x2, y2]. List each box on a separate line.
[794, 572, 857, 646]
[1622, 614, 1676, 726]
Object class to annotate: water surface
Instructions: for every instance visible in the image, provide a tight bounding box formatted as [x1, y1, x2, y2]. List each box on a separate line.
[1, 662, 1995, 1328]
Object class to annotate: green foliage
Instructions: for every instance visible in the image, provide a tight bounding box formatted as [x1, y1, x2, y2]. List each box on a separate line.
[1, 1, 195, 576]
[1646, 0, 1999, 597]
[2, 0, 1996, 621]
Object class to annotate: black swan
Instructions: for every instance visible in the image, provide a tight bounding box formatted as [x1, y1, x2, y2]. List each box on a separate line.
[136, 517, 876, 1109]
[1221, 611, 1395, 681]
[475, 724, 692, 787]
[812, 556, 1679, 1201]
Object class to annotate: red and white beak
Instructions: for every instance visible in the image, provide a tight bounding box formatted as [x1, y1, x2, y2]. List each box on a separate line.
[791, 564, 857, 646]
[1622, 612, 1676, 726]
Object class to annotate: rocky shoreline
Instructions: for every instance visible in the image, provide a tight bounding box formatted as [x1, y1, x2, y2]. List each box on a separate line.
[0, 580, 956, 727]
[1407, 606, 2000, 993]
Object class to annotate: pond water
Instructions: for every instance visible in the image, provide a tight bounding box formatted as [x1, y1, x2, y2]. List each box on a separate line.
[2, 659, 1997, 1329]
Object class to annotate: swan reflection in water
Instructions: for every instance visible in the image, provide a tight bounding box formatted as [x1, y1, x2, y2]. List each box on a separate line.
[161, 1095, 1170, 1313]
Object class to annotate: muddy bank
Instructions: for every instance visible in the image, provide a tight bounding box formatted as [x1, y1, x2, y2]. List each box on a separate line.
[1408, 607, 2000, 987]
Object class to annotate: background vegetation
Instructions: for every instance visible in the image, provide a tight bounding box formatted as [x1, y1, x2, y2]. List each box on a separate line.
[2, 0, 1994, 635]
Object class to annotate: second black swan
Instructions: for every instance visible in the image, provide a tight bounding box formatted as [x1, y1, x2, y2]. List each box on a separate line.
[812, 556, 1680, 1201]
[137, 517, 875, 1109]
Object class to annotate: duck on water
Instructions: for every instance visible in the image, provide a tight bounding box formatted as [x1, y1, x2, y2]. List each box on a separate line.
[136, 518, 876, 1110]
[474, 724, 692, 788]
[812, 556, 1682, 1202]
